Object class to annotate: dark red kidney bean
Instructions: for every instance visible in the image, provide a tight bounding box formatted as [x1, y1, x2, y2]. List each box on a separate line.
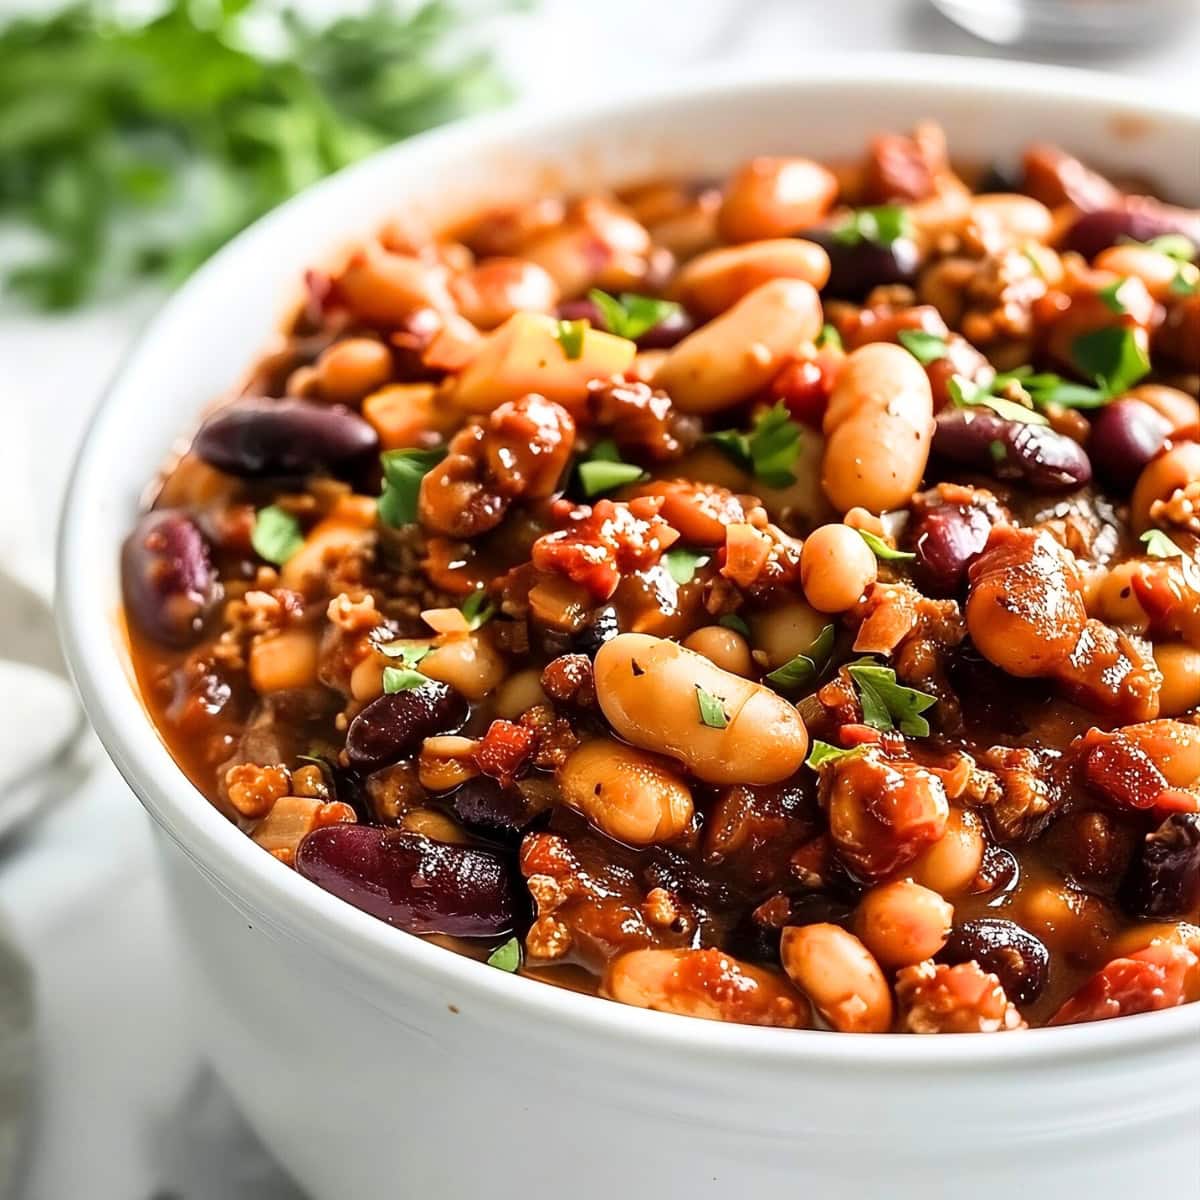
[345, 684, 468, 769]
[937, 918, 1049, 1006]
[297, 825, 516, 936]
[558, 298, 694, 349]
[802, 227, 920, 300]
[557, 298, 603, 325]
[121, 510, 221, 648]
[1119, 813, 1200, 919]
[449, 776, 536, 842]
[570, 604, 622, 657]
[909, 503, 998, 596]
[193, 398, 378, 479]
[1063, 200, 1200, 260]
[933, 408, 1092, 490]
[1087, 399, 1171, 492]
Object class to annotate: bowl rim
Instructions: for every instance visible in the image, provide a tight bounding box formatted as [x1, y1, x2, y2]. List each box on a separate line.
[57, 52, 1200, 1067]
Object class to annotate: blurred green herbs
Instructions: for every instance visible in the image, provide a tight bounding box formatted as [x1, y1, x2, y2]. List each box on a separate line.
[0, 0, 515, 308]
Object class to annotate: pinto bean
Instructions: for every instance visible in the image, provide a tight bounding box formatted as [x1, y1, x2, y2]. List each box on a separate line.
[558, 739, 693, 845]
[683, 626, 753, 677]
[651, 279, 823, 414]
[821, 343, 933, 513]
[312, 338, 393, 401]
[1131, 441, 1200, 533]
[603, 947, 809, 1027]
[748, 600, 829, 669]
[718, 157, 838, 243]
[907, 807, 986, 897]
[420, 633, 506, 701]
[854, 880, 953, 970]
[593, 633, 808, 786]
[800, 523, 878, 613]
[1154, 643, 1200, 717]
[780, 923, 893, 1033]
[248, 628, 320, 694]
[970, 193, 1054, 243]
[673, 238, 830, 317]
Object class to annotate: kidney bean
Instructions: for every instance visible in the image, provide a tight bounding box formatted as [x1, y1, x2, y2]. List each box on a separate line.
[345, 683, 469, 769]
[1087, 399, 1171, 492]
[802, 226, 920, 300]
[193, 398, 379, 479]
[1119, 813, 1200, 919]
[937, 917, 1049, 1006]
[296, 825, 516, 936]
[1063, 201, 1200, 260]
[933, 408, 1092, 491]
[569, 604, 622, 657]
[909, 502, 998, 596]
[121, 510, 221, 647]
[449, 775, 537, 842]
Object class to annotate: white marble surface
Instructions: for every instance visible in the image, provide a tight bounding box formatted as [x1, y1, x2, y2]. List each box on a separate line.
[1, 1, 1197, 1196]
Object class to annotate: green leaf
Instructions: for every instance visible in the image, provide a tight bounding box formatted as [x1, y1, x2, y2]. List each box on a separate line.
[710, 402, 803, 488]
[554, 318, 587, 360]
[718, 613, 751, 637]
[486, 936, 521, 973]
[376, 639, 431, 665]
[764, 624, 835, 693]
[847, 660, 937, 737]
[832, 205, 911, 247]
[695, 684, 729, 729]
[897, 329, 948, 365]
[948, 375, 1049, 425]
[1170, 266, 1199, 297]
[460, 588, 494, 631]
[577, 442, 648, 497]
[815, 323, 842, 350]
[382, 665, 428, 693]
[251, 505, 303, 564]
[1071, 327, 1151, 397]
[663, 548, 710, 586]
[378, 447, 445, 528]
[1131, 234, 1196, 262]
[587, 289, 680, 340]
[1098, 278, 1135, 314]
[858, 529, 915, 562]
[805, 739, 866, 769]
[1140, 529, 1183, 559]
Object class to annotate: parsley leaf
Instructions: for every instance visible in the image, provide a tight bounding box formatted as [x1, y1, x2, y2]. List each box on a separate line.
[695, 685, 729, 729]
[718, 613, 751, 637]
[461, 588, 494, 630]
[1140, 529, 1183, 559]
[588, 289, 680, 341]
[1071, 327, 1151, 397]
[1123, 234, 1197, 261]
[847, 660, 937, 737]
[382, 666, 429, 693]
[806, 740, 866, 769]
[765, 624, 835, 693]
[251, 505, 304, 565]
[378, 447, 446, 529]
[486, 936, 521, 973]
[576, 440, 648, 497]
[710, 403, 803, 488]
[815, 323, 843, 351]
[1171, 266, 1200, 297]
[376, 639, 432, 665]
[948, 374, 1049, 425]
[858, 529, 915, 562]
[1097, 278, 1133, 315]
[554, 318, 588, 360]
[832, 205, 911, 247]
[897, 329, 948, 365]
[663, 548, 710, 586]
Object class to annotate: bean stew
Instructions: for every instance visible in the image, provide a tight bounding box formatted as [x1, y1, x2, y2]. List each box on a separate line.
[124, 124, 1200, 1033]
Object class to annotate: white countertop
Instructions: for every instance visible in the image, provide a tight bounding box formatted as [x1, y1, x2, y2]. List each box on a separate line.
[2, 2, 1196, 1196]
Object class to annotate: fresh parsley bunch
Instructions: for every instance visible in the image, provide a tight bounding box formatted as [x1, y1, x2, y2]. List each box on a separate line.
[0, 0, 515, 308]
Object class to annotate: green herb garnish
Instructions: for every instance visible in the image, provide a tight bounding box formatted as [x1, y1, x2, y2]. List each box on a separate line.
[577, 440, 648, 497]
[663, 548, 710, 586]
[376, 639, 432, 665]
[897, 329, 948, 365]
[1071, 327, 1151, 398]
[1140, 529, 1183, 559]
[588, 289, 680, 341]
[251, 505, 304, 565]
[695, 685, 729, 729]
[858, 529, 915, 562]
[764, 624, 835, 693]
[710, 402, 803, 488]
[554, 318, 588, 360]
[378, 447, 446, 529]
[805, 740, 866, 769]
[815, 323, 843, 351]
[1171, 267, 1200, 297]
[948, 375, 1049, 425]
[832, 205, 911, 247]
[1097, 278, 1132, 315]
[461, 588, 494, 631]
[382, 666, 429, 693]
[718, 613, 751, 637]
[1121, 234, 1196, 261]
[486, 936, 521, 973]
[847, 660, 937, 737]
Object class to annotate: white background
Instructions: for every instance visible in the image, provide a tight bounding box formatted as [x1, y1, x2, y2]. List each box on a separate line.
[1, 1, 1197, 1196]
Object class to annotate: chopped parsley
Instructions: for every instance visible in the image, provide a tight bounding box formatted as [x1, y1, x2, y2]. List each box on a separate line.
[587, 289, 680, 341]
[710, 402, 803, 488]
[576, 439, 648, 497]
[1070, 326, 1151, 398]
[461, 588, 494, 631]
[764, 624, 835, 693]
[554, 318, 588, 360]
[847, 660, 937, 738]
[486, 937, 521, 973]
[718, 613, 751, 637]
[695, 685, 729, 729]
[858, 528, 915, 562]
[948, 374, 1049, 425]
[250, 505, 304, 565]
[663, 548, 710, 586]
[1122, 233, 1196, 261]
[897, 328, 948, 365]
[806, 740, 866, 769]
[831, 205, 911, 247]
[815, 323, 843, 351]
[1097, 278, 1134, 315]
[1140, 529, 1183, 559]
[378, 446, 446, 529]
[1171, 267, 1200, 297]
[382, 666, 428, 693]
[376, 639, 432, 666]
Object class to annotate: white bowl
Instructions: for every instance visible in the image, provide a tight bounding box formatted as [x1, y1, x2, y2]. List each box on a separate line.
[58, 56, 1200, 1200]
